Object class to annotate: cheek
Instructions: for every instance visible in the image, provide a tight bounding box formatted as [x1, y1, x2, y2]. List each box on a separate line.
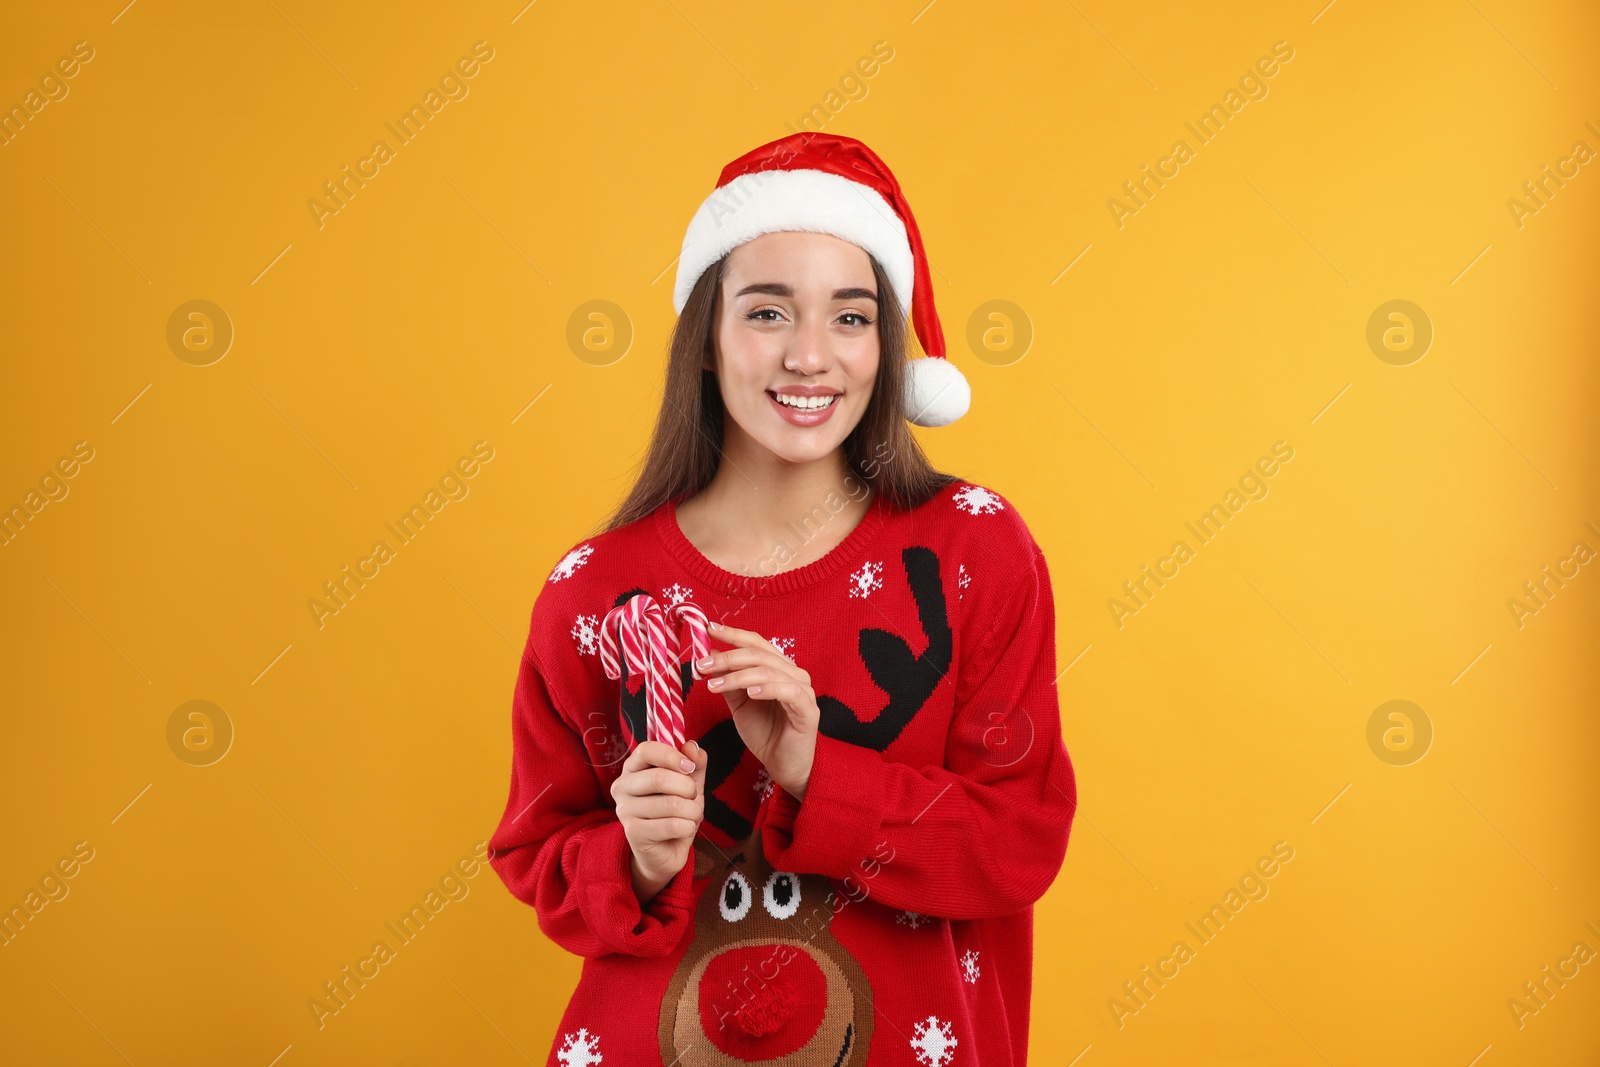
[714, 332, 772, 399]
[848, 344, 881, 391]
[723, 331, 784, 377]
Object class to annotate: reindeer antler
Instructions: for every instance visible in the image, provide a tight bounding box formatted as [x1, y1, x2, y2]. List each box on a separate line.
[819, 546, 952, 751]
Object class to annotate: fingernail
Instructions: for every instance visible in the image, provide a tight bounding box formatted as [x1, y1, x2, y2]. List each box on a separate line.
[698, 657, 713, 668]
[709, 620, 722, 630]
[708, 677, 723, 689]
[680, 758, 695, 772]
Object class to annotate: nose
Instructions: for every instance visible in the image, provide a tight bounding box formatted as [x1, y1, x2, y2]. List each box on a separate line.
[732, 974, 797, 1036]
[699, 944, 828, 1055]
[783, 313, 832, 377]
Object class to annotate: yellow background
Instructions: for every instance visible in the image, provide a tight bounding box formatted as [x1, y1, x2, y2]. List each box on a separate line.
[2, 0, 1596, 1064]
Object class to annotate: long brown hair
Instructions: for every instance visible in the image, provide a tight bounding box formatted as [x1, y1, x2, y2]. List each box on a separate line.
[593, 251, 961, 536]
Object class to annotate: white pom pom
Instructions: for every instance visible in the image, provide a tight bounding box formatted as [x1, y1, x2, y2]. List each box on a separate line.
[904, 357, 971, 427]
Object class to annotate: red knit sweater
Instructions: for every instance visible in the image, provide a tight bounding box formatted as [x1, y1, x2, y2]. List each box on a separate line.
[488, 479, 1077, 1067]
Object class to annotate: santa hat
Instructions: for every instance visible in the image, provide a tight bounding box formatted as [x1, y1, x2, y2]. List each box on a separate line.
[673, 133, 970, 427]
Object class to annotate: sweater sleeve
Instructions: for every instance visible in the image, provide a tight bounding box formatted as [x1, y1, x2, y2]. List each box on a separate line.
[486, 643, 699, 958]
[757, 538, 1077, 921]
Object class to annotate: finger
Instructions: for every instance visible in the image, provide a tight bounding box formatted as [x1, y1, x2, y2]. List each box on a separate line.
[770, 683, 820, 721]
[743, 677, 805, 703]
[622, 740, 671, 773]
[627, 815, 699, 845]
[624, 739, 697, 775]
[622, 790, 703, 834]
[714, 684, 751, 716]
[615, 763, 699, 800]
[696, 646, 790, 678]
[687, 739, 708, 797]
[625, 792, 702, 823]
[709, 665, 806, 695]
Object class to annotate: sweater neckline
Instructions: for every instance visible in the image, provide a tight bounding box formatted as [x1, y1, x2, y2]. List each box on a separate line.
[654, 489, 888, 598]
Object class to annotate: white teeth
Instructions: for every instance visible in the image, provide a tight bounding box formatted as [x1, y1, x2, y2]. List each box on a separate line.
[772, 392, 838, 411]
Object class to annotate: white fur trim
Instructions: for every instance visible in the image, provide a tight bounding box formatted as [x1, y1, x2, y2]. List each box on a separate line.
[674, 169, 914, 314]
[905, 356, 970, 427]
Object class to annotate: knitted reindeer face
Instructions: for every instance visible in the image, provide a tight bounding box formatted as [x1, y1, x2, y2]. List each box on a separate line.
[657, 823, 873, 1067]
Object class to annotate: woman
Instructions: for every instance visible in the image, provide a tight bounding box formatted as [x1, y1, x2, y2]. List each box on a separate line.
[488, 133, 1076, 1067]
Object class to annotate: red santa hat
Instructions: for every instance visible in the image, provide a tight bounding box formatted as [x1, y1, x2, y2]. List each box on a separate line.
[673, 133, 970, 427]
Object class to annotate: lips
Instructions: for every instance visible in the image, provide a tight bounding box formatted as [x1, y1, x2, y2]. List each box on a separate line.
[766, 389, 840, 426]
[769, 391, 839, 411]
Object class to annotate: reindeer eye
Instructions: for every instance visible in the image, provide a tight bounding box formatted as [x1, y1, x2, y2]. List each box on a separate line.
[763, 871, 801, 919]
[719, 870, 753, 921]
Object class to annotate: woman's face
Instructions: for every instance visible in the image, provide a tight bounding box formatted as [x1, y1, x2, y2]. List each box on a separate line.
[706, 230, 880, 466]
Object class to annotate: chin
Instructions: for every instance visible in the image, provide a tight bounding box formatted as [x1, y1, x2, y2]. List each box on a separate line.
[731, 402, 862, 463]
[763, 438, 842, 466]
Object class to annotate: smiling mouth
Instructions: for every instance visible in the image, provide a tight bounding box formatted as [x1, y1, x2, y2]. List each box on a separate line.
[768, 391, 840, 411]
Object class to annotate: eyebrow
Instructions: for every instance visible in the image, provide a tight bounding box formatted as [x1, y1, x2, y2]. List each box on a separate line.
[733, 282, 878, 303]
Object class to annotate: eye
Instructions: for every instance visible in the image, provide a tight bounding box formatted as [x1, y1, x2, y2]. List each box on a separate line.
[745, 308, 784, 322]
[719, 870, 753, 921]
[763, 870, 801, 919]
[838, 312, 874, 327]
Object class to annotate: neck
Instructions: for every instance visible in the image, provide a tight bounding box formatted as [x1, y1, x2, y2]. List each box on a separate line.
[683, 433, 874, 572]
[703, 448, 870, 527]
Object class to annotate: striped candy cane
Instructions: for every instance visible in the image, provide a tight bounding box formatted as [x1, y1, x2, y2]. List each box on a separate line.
[598, 594, 711, 752]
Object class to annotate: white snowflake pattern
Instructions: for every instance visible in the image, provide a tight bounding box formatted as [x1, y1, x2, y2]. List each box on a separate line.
[556, 1026, 603, 1067]
[753, 767, 777, 800]
[570, 613, 600, 656]
[910, 1015, 958, 1067]
[549, 544, 594, 582]
[953, 484, 1005, 516]
[661, 582, 694, 607]
[957, 563, 970, 602]
[769, 636, 795, 661]
[597, 733, 628, 768]
[896, 910, 931, 930]
[848, 561, 883, 599]
[960, 949, 981, 984]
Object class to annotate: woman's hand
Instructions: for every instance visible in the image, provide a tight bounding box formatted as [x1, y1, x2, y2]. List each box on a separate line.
[611, 739, 708, 905]
[697, 622, 818, 801]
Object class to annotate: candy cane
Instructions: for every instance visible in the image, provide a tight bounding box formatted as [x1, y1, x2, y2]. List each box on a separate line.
[599, 594, 711, 752]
